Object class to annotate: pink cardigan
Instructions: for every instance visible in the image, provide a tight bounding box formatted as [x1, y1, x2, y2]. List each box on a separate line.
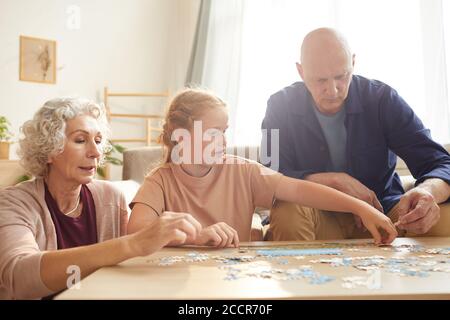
[0, 178, 128, 299]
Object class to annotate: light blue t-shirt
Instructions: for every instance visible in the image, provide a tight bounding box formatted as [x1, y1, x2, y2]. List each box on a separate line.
[313, 106, 347, 172]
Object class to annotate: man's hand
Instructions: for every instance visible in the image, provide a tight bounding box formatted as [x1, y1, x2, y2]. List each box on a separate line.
[395, 188, 440, 234]
[306, 172, 384, 230]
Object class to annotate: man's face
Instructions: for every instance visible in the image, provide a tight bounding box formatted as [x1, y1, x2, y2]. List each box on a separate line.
[297, 52, 354, 115]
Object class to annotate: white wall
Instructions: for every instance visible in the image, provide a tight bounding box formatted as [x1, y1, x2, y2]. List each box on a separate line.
[0, 0, 200, 179]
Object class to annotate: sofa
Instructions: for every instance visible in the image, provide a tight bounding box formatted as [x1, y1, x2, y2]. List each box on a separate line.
[122, 144, 450, 240]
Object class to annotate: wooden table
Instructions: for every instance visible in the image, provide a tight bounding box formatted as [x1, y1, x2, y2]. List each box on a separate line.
[55, 237, 450, 300]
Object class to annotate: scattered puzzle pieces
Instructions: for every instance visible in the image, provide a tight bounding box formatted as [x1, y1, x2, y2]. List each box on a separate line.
[256, 248, 343, 256]
[149, 243, 450, 288]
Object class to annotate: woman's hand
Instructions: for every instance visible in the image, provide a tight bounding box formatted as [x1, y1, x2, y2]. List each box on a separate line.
[195, 222, 240, 248]
[357, 205, 398, 245]
[128, 211, 202, 257]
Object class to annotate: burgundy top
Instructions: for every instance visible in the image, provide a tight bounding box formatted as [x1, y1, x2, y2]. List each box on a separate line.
[44, 183, 98, 249]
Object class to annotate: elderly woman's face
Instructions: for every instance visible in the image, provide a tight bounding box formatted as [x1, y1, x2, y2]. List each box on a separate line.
[48, 115, 103, 184]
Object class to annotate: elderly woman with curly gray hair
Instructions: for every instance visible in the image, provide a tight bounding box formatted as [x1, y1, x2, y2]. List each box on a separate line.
[0, 97, 202, 299]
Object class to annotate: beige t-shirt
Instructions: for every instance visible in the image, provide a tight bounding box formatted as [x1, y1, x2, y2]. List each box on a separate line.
[131, 156, 283, 241]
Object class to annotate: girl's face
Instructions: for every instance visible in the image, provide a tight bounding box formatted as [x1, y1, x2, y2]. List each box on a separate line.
[187, 107, 228, 165]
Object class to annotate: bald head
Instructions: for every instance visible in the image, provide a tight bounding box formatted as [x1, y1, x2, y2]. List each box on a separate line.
[296, 28, 355, 115]
[300, 28, 352, 65]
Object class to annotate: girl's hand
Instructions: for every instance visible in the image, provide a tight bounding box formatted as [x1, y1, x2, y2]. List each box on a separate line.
[195, 222, 240, 248]
[358, 206, 398, 245]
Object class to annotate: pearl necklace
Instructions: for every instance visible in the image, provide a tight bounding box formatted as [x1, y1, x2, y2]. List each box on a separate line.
[63, 195, 81, 216]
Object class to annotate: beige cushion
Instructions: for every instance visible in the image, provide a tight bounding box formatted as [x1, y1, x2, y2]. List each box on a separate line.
[122, 146, 164, 183]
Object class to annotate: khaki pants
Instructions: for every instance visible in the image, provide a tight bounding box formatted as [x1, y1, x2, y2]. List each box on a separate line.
[267, 200, 450, 241]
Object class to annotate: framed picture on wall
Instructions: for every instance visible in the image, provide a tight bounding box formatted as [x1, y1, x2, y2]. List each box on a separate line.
[19, 35, 56, 84]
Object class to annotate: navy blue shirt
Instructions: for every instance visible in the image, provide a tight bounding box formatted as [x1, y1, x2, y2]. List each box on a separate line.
[261, 75, 450, 213]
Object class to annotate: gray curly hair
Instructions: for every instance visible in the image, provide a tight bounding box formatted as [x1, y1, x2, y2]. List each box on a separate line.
[18, 97, 111, 177]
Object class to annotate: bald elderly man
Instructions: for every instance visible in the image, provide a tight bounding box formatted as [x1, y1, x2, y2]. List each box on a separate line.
[262, 28, 450, 241]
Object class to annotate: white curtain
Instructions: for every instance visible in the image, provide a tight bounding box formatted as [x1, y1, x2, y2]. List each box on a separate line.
[186, 0, 244, 143]
[203, 0, 450, 145]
